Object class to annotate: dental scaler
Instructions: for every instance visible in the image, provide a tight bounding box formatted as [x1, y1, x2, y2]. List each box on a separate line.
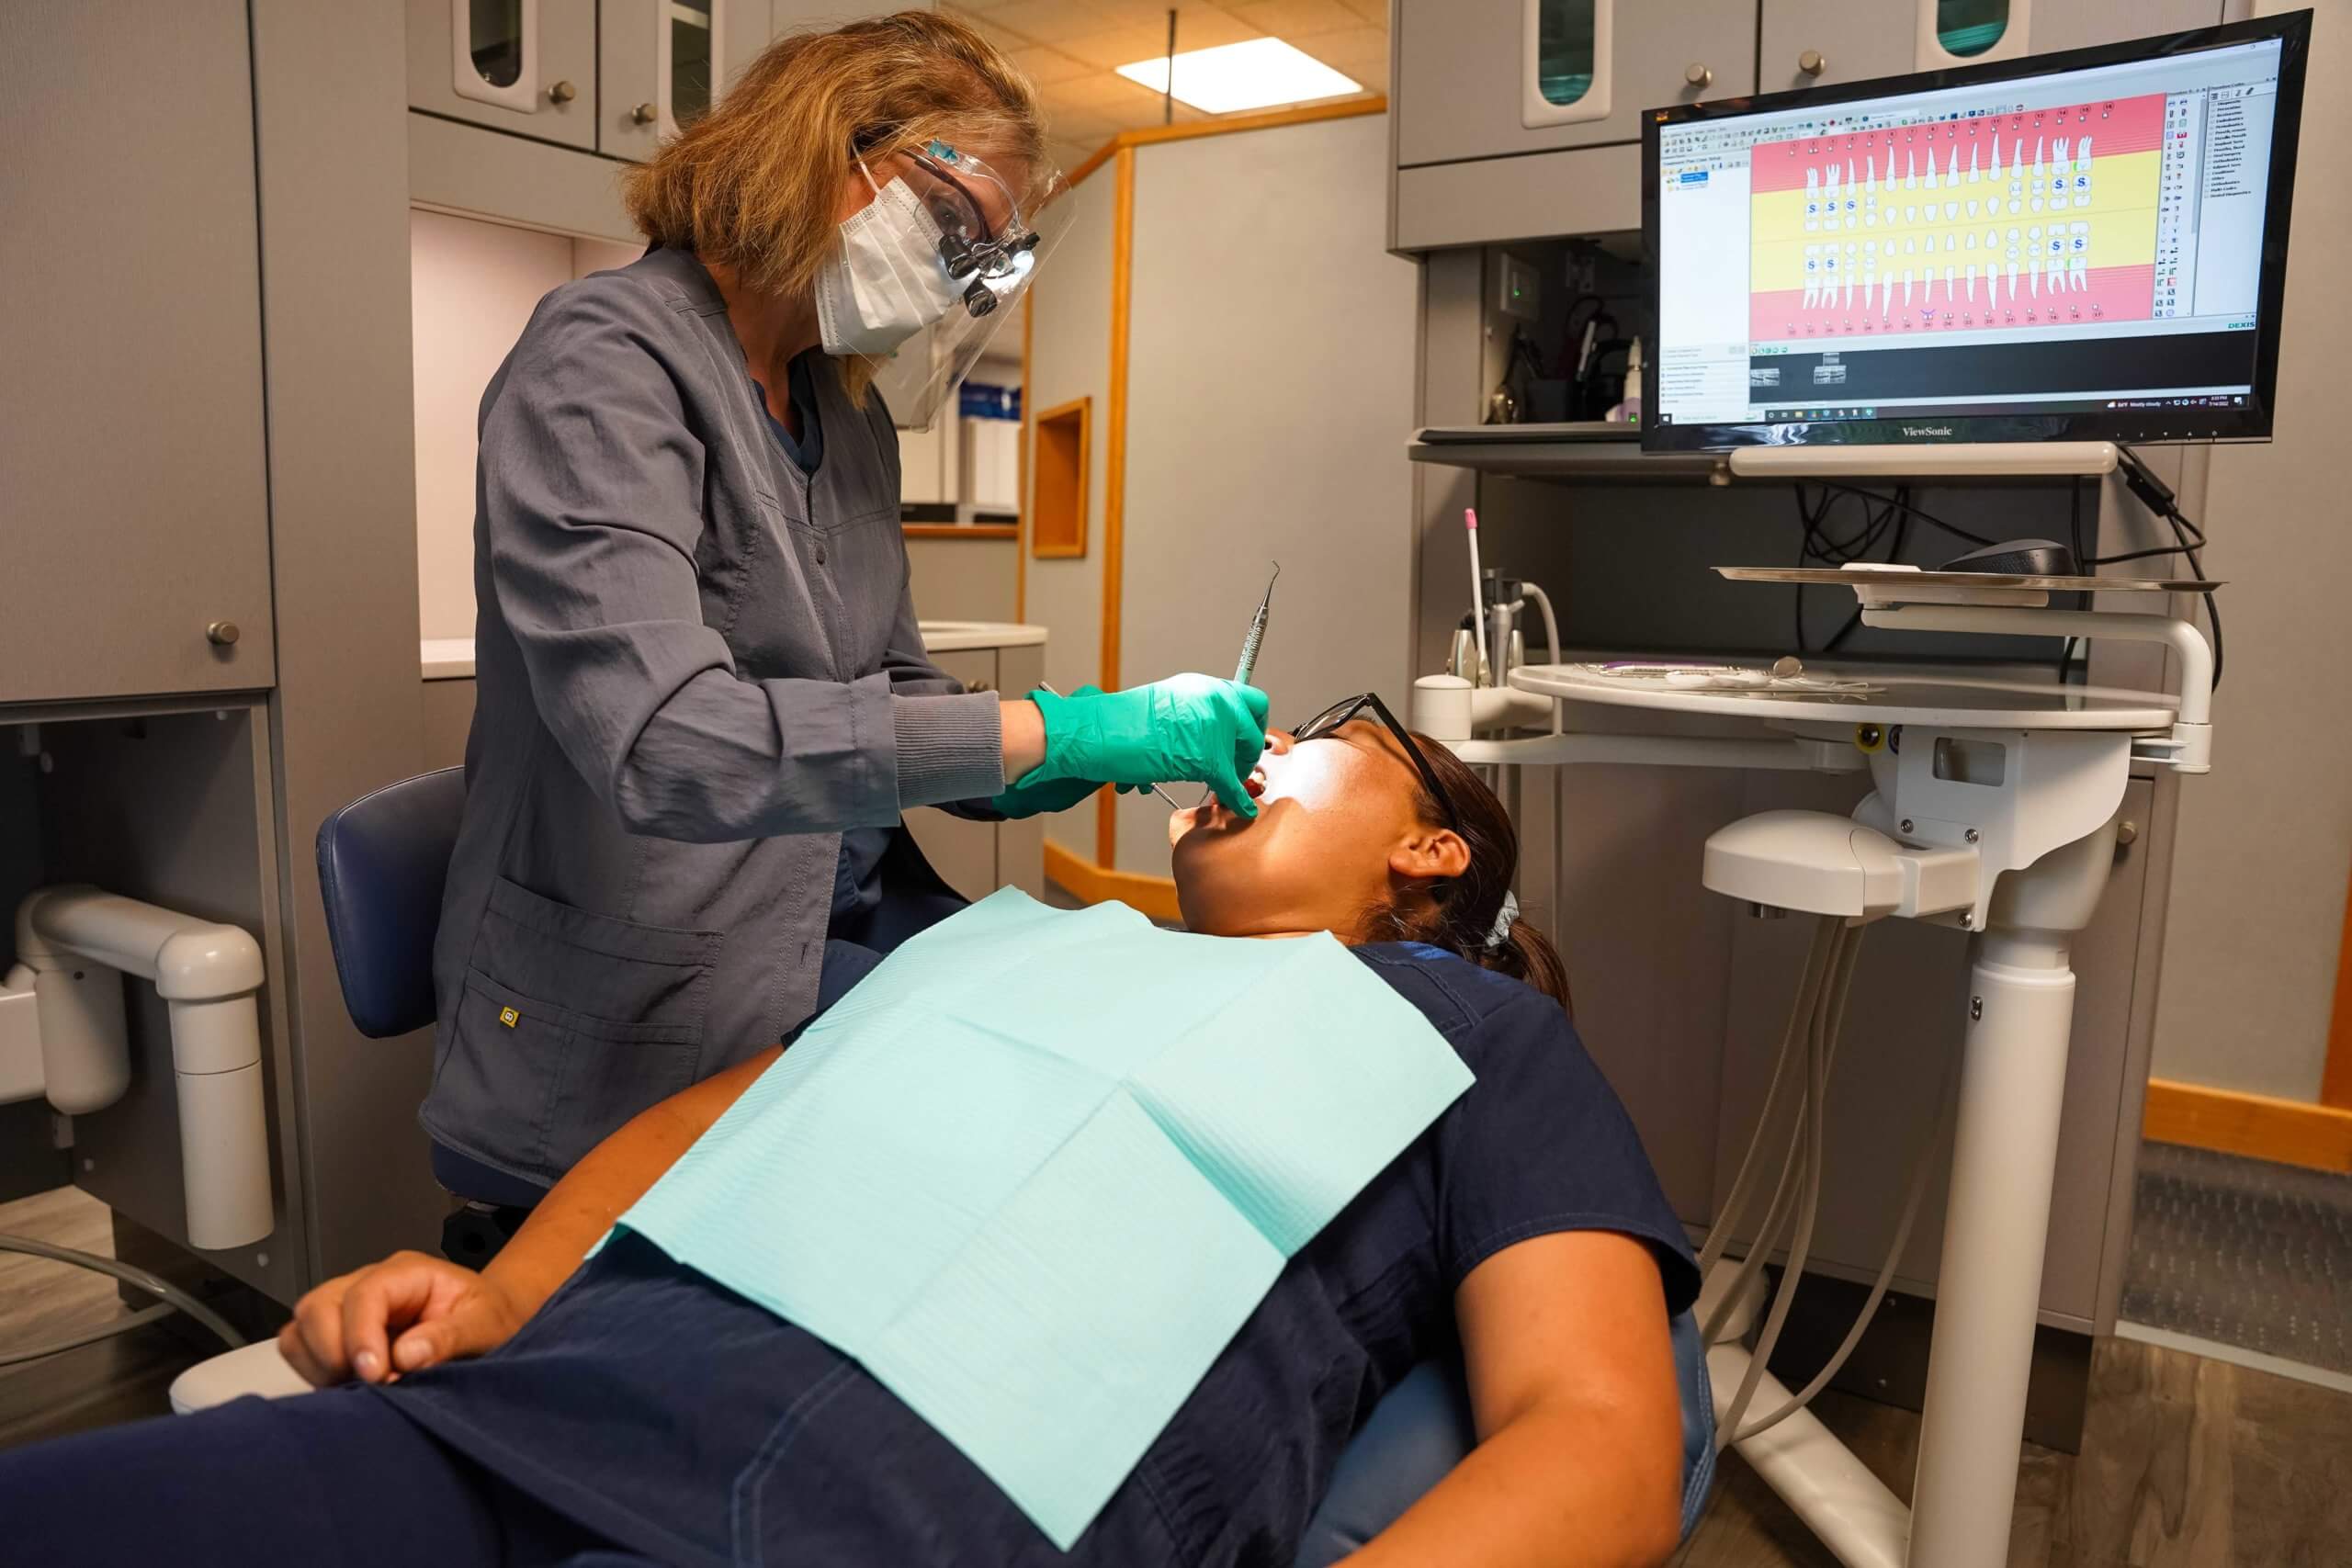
[1233, 562, 1280, 686]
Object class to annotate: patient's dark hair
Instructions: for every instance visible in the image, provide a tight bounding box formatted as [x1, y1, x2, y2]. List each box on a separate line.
[1368, 735, 1572, 1017]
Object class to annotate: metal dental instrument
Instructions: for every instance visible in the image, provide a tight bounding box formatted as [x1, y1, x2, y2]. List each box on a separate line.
[1036, 681, 1184, 810]
[1232, 562, 1280, 686]
[1196, 563, 1281, 807]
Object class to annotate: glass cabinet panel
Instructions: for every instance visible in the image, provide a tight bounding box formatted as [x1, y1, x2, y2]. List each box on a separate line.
[1533, 0, 1597, 107]
[668, 1, 715, 129]
[468, 0, 525, 89]
[1936, 0, 2009, 58]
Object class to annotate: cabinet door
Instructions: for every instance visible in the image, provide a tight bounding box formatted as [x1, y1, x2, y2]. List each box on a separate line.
[2032, 0, 2224, 56]
[600, 0, 732, 161]
[1, 0, 275, 703]
[1397, 0, 1755, 168]
[1757, 0, 1917, 96]
[408, 0, 597, 152]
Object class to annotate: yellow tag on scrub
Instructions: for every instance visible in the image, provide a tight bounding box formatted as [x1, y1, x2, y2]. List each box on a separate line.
[499, 1007, 520, 1029]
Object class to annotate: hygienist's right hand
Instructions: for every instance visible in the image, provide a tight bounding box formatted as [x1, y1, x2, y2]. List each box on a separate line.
[1023, 674, 1272, 816]
[279, 1250, 526, 1387]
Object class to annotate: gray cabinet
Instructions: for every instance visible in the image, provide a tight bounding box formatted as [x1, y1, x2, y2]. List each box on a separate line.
[1, 0, 275, 704]
[406, 0, 598, 152]
[1398, 0, 1755, 168]
[1758, 0, 2227, 96]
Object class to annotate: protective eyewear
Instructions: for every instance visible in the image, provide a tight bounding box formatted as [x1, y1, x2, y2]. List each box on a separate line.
[905, 141, 1044, 319]
[1288, 694, 1462, 832]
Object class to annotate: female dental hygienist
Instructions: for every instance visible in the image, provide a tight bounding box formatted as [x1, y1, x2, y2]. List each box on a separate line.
[422, 13, 1268, 1204]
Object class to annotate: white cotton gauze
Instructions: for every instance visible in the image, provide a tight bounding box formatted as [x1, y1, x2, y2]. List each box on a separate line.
[616, 887, 1473, 1549]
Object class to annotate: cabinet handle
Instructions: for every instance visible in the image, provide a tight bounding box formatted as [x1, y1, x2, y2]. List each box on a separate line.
[631, 101, 658, 126]
[1684, 62, 1713, 89]
[548, 79, 578, 104]
[206, 621, 241, 648]
[1798, 50, 1827, 77]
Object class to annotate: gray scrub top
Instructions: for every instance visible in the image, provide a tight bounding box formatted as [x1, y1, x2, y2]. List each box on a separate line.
[424, 245, 1005, 1189]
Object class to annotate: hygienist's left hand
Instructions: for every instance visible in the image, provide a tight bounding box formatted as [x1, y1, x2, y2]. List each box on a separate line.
[279, 1250, 527, 1387]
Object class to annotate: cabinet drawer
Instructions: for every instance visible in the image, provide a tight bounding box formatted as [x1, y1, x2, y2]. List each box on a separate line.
[1397, 0, 1754, 168]
[407, 0, 597, 152]
[1395, 142, 1642, 252]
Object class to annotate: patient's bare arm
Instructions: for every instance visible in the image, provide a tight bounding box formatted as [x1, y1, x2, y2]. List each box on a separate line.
[279, 1043, 782, 1387]
[1342, 1232, 1684, 1568]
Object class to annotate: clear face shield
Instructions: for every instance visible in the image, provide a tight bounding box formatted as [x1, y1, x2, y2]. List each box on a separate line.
[841, 141, 1071, 431]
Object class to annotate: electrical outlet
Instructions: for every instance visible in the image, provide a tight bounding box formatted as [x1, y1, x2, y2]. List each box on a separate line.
[1499, 254, 1541, 321]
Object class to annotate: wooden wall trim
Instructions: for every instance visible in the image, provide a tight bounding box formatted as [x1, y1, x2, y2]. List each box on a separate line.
[1095, 147, 1136, 868]
[2324, 865, 2352, 1109]
[1065, 96, 1387, 186]
[1017, 288, 1033, 622]
[2144, 1078, 2352, 1174]
[1044, 840, 1182, 924]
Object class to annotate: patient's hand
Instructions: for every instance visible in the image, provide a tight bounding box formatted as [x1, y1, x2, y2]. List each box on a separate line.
[279, 1251, 526, 1387]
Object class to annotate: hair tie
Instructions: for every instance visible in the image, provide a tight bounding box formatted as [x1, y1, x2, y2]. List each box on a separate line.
[1484, 891, 1519, 952]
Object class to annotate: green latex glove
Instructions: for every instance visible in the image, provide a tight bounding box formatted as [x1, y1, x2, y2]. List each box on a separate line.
[1022, 675, 1272, 817]
[990, 770, 1105, 823]
[990, 685, 1107, 819]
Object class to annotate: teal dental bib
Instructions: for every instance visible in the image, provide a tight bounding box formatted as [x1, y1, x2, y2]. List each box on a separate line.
[614, 888, 1473, 1548]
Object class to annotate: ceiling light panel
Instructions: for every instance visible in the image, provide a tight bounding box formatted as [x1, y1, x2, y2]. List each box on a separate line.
[1114, 37, 1361, 114]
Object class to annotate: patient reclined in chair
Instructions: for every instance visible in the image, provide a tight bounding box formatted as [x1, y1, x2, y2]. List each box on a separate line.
[0, 705, 1710, 1567]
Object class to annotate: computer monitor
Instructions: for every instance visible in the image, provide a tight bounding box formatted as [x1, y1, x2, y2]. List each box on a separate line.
[1642, 13, 2309, 452]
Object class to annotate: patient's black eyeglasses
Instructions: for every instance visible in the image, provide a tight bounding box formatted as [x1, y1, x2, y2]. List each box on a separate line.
[1288, 694, 1461, 832]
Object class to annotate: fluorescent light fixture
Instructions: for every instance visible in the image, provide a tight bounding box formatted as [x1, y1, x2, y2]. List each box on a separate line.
[1115, 38, 1361, 116]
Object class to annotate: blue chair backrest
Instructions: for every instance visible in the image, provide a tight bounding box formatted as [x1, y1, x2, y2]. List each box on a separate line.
[316, 767, 466, 1039]
[1292, 1309, 1715, 1564]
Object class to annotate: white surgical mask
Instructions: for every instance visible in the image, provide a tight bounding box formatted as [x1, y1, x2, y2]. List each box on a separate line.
[814, 165, 962, 358]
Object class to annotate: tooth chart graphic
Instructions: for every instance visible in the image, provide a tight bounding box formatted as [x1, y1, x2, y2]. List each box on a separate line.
[1749, 93, 2163, 340]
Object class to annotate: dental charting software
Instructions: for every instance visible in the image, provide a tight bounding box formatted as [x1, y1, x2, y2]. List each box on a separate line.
[1647, 26, 2299, 446]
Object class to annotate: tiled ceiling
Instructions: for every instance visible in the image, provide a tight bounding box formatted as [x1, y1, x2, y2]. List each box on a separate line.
[944, 1, 1390, 176]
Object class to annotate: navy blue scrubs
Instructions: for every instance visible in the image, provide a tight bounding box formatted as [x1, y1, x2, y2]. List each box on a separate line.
[0, 947, 1698, 1568]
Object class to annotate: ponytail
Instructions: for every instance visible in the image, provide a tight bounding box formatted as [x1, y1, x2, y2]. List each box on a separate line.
[1374, 734, 1575, 1019]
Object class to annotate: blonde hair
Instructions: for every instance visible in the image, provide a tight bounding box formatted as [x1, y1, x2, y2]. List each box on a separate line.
[623, 11, 1045, 307]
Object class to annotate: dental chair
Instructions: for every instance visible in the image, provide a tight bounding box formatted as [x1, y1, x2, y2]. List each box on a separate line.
[169, 771, 1717, 1554]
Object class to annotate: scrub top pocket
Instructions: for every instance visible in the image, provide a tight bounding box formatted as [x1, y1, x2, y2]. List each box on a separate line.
[450, 877, 722, 1179]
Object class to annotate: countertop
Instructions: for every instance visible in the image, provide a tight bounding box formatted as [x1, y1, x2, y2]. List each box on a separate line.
[422, 621, 1046, 680]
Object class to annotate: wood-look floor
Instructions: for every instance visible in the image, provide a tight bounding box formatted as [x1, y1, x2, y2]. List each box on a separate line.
[1679, 1337, 2352, 1567]
[4, 1190, 2350, 1562]
[0, 1186, 209, 1449]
